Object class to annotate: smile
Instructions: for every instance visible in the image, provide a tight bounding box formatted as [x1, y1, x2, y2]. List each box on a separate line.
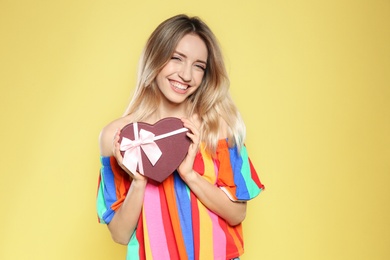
[170, 80, 189, 91]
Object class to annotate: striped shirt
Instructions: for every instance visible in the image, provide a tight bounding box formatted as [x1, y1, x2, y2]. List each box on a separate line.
[97, 139, 264, 260]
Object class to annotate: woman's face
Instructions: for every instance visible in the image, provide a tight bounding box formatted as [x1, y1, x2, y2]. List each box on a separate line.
[156, 33, 208, 106]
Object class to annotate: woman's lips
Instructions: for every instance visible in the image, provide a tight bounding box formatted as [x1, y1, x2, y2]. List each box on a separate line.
[170, 80, 189, 93]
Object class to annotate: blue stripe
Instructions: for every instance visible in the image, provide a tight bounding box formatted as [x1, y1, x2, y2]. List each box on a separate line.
[173, 171, 194, 260]
[228, 147, 250, 200]
[100, 156, 118, 223]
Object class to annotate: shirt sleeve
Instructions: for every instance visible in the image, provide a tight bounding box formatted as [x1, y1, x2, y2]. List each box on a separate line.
[96, 156, 131, 224]
[215, 140, 265, 202]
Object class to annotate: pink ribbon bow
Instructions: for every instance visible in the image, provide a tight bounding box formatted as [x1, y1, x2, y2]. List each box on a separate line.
[120, 127, 162, 175]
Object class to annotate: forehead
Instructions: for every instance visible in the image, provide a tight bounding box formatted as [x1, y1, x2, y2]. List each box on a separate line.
[175, 34, 208, 62]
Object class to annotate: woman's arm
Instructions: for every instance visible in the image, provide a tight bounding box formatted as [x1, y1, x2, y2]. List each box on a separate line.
[178, 117, 247, 226]
[107, 178, 146, 245]
[99, 120, 147, 245]
[181, 170, 247, 226]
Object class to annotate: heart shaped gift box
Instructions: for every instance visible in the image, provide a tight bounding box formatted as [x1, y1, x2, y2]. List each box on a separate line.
[119, 117, 191, 183]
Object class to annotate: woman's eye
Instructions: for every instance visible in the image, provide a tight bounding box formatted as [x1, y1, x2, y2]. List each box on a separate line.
[195, 64, 206, 71]
[171, 56, 181, 61]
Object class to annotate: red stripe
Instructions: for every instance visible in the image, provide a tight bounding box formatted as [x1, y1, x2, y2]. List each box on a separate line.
[233, 224, 244, 247]
[162, 176, 188, 259]
[136, 212, 146, 260]
[218, 218, 237, 257]
[159, 184, 180, 259]
[191, 192, 200, 260]
[193, 152, 205, 175]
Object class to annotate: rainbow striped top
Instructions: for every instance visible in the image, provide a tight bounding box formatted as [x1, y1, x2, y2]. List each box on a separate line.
[97, 139, 264, 260]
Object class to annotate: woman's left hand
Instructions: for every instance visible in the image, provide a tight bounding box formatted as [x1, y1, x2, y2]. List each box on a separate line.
[177, 117, 200, 180]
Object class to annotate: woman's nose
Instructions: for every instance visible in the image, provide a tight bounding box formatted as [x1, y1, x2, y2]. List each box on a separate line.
[178, 63, 192, 82]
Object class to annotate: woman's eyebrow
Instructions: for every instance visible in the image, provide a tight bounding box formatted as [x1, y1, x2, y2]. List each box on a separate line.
[174, 51, 207, 65]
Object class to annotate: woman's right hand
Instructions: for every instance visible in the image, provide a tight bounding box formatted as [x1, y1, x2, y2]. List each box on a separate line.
[112, 129, 147, 183]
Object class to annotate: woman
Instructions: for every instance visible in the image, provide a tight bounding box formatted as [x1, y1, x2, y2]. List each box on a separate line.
[97, 14, 264, 260]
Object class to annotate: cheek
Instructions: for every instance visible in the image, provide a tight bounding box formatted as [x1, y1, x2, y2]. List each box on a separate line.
[155, 67, 169, 87]
[155, 74, 163, 89]
[193, 71, 205, 86]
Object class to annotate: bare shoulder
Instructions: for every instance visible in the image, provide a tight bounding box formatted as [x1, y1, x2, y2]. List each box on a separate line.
[99, 115, 134, 156]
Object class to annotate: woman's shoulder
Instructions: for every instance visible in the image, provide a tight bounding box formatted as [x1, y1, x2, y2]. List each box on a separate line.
[99, 114, 134, 156]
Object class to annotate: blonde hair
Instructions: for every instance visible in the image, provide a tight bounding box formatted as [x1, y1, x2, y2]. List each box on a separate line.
[124, 14, 246, 154]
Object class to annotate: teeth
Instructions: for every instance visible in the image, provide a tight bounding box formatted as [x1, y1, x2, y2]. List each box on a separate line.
[171, 81, 187, 90]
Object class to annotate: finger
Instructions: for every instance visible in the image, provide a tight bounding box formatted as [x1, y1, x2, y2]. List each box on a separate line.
[186, 130, 199, 142]
[181, 118, 195, 129]
[183, 121, 199, 136]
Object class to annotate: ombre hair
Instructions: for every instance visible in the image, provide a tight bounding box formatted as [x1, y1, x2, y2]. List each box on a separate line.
[124, 14, 246, 154]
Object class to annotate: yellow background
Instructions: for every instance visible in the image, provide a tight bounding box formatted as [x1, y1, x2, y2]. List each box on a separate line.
[1, 0, 389, 259]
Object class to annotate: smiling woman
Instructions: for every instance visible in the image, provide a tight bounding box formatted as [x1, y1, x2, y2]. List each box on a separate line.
[156, 34, 207, 104]
[1, 1, 389, 259]
[96, 14, 264, 259]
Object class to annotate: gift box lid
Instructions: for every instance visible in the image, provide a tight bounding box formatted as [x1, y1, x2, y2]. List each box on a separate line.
[119, 117, 191, 183]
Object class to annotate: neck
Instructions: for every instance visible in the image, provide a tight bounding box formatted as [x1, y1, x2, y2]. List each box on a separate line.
[151, 101, 189, 122]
